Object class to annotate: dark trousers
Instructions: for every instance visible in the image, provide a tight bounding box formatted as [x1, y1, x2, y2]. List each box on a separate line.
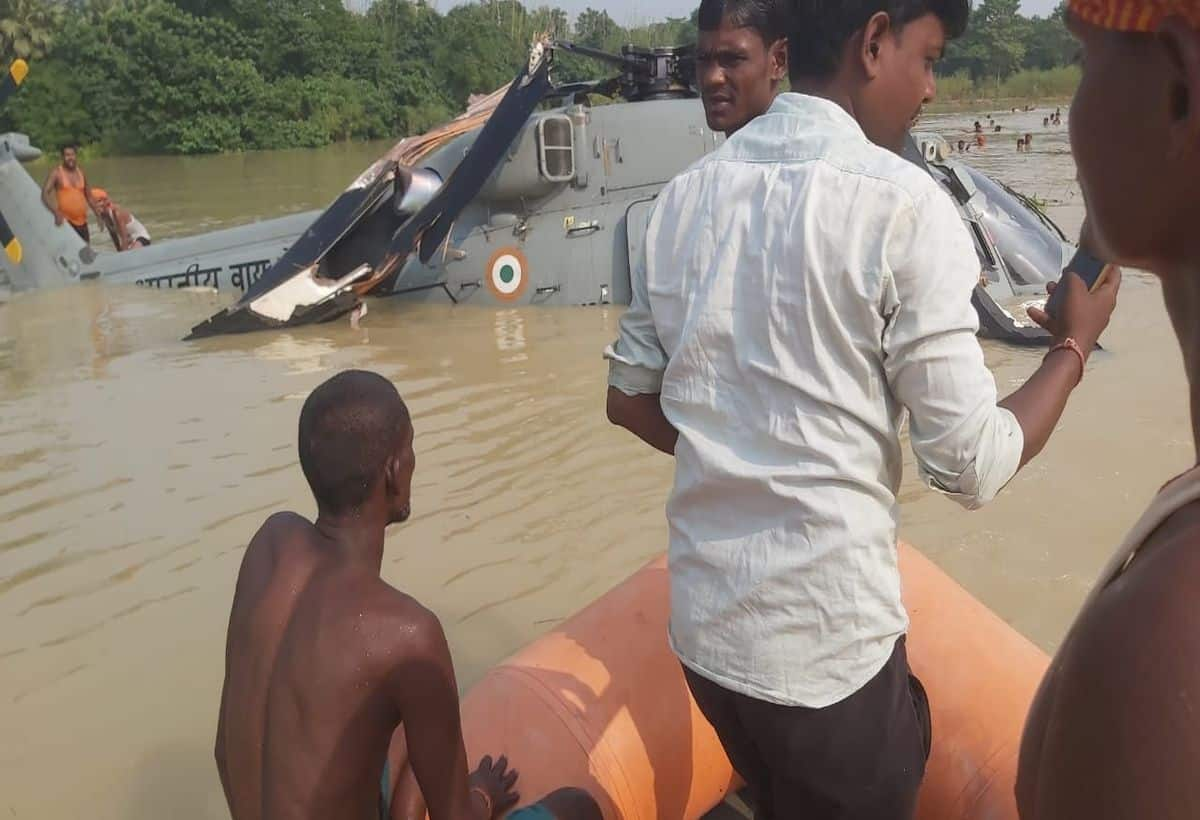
[683, 637, 931, 820]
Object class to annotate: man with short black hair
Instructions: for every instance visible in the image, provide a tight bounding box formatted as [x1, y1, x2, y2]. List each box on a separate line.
[696, 0, 789, 136]
[605, 2, 1119, 817]
[41, 144, 100, 242]
[216, 370, 601, 820]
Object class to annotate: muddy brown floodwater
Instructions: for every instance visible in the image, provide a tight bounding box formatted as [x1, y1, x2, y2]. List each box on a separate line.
[1, 107, 1192, 819]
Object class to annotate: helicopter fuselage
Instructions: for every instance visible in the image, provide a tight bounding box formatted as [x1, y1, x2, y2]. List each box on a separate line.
[387, 97, 722, 308]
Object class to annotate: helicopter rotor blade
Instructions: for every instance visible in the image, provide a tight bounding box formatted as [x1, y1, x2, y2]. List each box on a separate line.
[184, 159, 397, 339]
[415, 54, 553, 264]
[549, 40, 643, 73]
[545, 78, 621, 102]
[367, 39, 555, 289]
[184, 41, 555, 338]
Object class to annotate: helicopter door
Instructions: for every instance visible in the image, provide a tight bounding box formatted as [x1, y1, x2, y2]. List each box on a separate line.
[594, 103, 712, 194]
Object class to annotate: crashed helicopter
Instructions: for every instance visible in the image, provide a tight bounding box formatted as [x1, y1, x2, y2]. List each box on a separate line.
[1, 42, 1070, 345]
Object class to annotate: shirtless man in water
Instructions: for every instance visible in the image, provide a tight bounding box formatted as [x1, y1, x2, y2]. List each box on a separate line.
[40, 145, 100, 242]
[215, 370, 599, 820]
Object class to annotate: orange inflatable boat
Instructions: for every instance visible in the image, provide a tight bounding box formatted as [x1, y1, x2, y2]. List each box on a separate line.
[460, 543, 1049, 819]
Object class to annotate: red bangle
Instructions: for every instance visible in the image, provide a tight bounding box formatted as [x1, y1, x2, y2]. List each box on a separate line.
[1045, 337, 1086, 385]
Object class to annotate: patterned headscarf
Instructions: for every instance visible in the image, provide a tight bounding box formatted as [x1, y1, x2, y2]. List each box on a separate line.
[1068, 0, 1200, 31]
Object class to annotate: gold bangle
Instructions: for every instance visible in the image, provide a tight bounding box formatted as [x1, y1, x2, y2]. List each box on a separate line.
[470, 785, 493, 818]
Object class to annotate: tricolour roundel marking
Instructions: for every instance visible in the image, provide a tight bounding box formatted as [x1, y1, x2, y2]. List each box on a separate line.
[487, 247, 529, 302]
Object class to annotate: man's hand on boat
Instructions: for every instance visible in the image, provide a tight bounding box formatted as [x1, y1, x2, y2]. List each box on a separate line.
[468, 754, 520, 819]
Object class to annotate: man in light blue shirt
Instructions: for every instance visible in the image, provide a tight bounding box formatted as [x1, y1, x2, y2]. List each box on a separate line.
[606, 1, 1120, 817]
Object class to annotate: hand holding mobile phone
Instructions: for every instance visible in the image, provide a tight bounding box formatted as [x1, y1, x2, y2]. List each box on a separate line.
[1046, 249, 1112, 320]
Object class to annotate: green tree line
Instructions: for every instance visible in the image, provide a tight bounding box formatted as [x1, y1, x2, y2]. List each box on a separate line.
[0, 0, 1072, 156]
[943, 0, 1075, 81]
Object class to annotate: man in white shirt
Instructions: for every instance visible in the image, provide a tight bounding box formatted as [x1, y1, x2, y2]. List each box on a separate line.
[605, 1, 1121, 817]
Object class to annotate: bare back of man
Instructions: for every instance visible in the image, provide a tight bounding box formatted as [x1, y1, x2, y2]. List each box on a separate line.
[216, 371, 602, 820]
[218, 512, 443, 820]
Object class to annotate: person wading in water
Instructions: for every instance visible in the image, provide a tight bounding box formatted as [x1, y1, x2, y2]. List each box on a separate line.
[41, 144, 101, 243]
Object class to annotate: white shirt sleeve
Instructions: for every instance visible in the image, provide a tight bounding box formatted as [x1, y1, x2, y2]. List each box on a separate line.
[881, 187, 1024, 510]
[604, 222, 667, 396]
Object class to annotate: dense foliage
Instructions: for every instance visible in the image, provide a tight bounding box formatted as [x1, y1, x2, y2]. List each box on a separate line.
[943, 0, 1075, 81]
[0, 0, 1074, 156]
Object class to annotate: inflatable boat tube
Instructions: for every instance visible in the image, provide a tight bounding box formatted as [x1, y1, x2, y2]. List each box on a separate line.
[459, 543, 1049, 819]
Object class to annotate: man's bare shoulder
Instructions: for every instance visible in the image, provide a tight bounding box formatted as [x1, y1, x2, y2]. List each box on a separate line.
[1037, 499, 1200, 817]
[344, 576, 455, 695]
[259, 510, 313, 532]
[1074, 498, 1200, 666]
[1110, 497, 1200, 614]
[359, 577, 446, 652]
[234, 512, 318, 590]
[246, 511, 316, 550]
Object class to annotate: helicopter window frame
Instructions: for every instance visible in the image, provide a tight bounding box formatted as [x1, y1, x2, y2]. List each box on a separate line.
[537, 115, 576, 183]
[969, 221, 998, 269]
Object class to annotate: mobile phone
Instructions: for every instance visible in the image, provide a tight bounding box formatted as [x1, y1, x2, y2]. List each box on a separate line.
[1046, 249, 1111, 319]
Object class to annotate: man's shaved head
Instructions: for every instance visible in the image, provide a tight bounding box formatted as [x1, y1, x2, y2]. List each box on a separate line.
[299, 370, 412, 517]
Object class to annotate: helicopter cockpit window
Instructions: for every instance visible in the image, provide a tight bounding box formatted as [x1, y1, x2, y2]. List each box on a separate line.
[537, 116, 575, 183]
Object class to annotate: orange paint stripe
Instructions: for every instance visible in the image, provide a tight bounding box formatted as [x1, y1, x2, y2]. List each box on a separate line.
[1070, 0, 1200, 31]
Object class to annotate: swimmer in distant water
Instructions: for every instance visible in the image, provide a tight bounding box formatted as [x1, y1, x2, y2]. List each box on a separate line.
[957, 139, 967, 152]
[974, 120, 983, 133]
[1044, 116, 1051, 126]
[1025, 132, 1034, 149]
[1017, 137, 1026, 152]
[215, 370, 601, 820]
